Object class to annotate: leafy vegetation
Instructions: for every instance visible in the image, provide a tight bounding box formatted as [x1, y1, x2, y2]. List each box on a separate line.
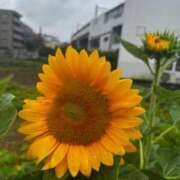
[0, 34, 180, 179]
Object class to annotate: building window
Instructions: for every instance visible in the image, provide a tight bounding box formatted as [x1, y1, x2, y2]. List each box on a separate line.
[90, 38, 100, 49]
[2, 13, 9, 18]
[1, 21, 9, 25]
[176, 57, 180, 72]
[104, 4, 124, 23]
[112, 25, 122, 44]
[103, 37, 109, 42]
[0, 29, 7, 33]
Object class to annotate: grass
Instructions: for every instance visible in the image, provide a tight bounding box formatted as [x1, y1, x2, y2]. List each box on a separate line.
[0, 58, 46, 86]
[0, 58, 46, 69]
[0, 58, 41, 109]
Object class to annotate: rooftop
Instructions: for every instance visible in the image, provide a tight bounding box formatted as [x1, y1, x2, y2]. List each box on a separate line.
[71, 2, 125, 38]
[0, 9, 22, 18]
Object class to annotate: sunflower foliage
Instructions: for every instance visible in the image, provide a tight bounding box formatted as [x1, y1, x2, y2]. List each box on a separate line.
[0, 76, 16, 139]
[121, 31, 180, 180]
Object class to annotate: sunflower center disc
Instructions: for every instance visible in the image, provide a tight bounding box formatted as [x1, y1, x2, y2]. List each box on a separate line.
[64, 102, 85, 122]
[47, 80, 110, 145]
[155, 39, 160, 43]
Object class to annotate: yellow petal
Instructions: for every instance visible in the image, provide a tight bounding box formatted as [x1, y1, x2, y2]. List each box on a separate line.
[77, 49, 89, 80]
[96, 143, 113, 166]
[25, 131, 47, 140]
[87, 144, 100, 171]
[38, 73, 60, 89]
[55, 157, 68, 178]
[18, 121, 47, 134]
[56, 48, 65, 61]
[103, 76, 132, 96]
[106, 127, 130, 145]
[50, 144, 69, 168]
[18, 109, 46, 122]
[111, 117, 143, 129]
[89, 49, 99, 60]
[125, 129, 143, 140]
[110, 69, 122, 80]
[42, 156, 52, 170]
[124, 143, 137, 153]
[66, 46, 79, 77]
[79, 146, 91, 177]
[100, 135, 125, 155]
[48, 50, 65, 80]
[90, 59, 110, 88]
[67, 145, 81, 177]
[109, 95, 142, 111]
[57, 59, 73, 81]
[41, 64, 59, 82]
[37, 82, 57, 98]
[112, 107, 145, 118]
[27, 135, 57, 164]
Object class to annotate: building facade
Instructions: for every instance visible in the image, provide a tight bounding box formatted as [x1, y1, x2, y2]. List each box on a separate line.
[42, 34, 61, 49]
[71, 3, 124, 52]
[71, 0, 180, 84]
[119, 0, 180, 85]
[0, 9, 25, 56]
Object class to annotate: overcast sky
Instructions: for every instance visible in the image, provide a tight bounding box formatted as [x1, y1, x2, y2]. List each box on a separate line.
[0, 0, 124, 42]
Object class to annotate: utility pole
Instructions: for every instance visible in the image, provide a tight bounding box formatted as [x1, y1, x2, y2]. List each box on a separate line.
[94, 4, 108, 18]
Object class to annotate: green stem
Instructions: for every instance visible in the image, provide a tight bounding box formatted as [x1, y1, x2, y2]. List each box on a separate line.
[146, 61, 154, 75]
[144, 60, 161, 169]
[139, 140, 144, 170]
[153, 126, 175, 144]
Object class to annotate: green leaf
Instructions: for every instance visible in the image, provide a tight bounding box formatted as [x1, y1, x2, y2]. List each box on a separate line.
[43, 171, 58, 180]
[0, 76, 12, 95]
[156, 147, 180, 179]
[0, 166, 19, 179]
[167, 102, 180, 129]
[155, 86, 180, 102]
[0, 93, 15, 108]
[120, 39, 148, 62]
[142, 170, 166, 180]
[0, 93, 16, 138]
[0, 150, 18, 165]
[119, 164, 148, 180]
[169, 103, 180, 124]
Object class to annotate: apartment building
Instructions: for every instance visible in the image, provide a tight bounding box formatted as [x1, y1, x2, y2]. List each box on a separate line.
[71, 0, 180, 84]
[0, 9, 26, 56]
[71, 3, 124, 52]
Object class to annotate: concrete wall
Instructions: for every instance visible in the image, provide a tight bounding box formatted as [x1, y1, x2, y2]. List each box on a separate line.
[71, 25, 90, 41]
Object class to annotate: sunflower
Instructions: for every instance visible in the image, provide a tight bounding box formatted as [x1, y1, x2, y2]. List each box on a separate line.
[18, 47, 144, 178]
[146, 33, 170, 52]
